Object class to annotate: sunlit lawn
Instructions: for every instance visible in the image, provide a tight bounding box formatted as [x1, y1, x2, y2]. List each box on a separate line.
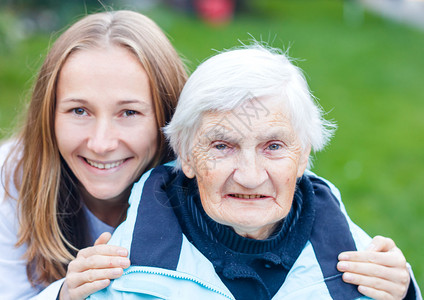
[1, 0, 423, 286]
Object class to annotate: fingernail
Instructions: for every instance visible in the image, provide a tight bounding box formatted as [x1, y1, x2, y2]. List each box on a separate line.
[112, 268, 122, 276]
[99, 279, 110, 288]
[343, 272, 353, 281]
[117, 249, 127, 256]
[120, 258, 130, 267]
[337, 261, 349, 271]
[358, 285, 370, 294]
[338, 253, 349, 260]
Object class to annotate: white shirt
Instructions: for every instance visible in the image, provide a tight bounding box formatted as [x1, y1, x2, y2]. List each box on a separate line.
[0, 141, 114, 299]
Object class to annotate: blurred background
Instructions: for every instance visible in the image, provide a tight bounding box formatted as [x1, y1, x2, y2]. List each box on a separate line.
[0, 0, 423, 288]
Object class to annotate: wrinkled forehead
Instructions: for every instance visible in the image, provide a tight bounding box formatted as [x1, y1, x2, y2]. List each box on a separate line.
[196, 97, 295, 142]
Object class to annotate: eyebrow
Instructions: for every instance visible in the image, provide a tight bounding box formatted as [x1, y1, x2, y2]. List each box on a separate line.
[203, 128, 243, 144]
[59, 98, 150, 107]
[117, 99, 148, 106]
[256, 128, 294, 143]
[58, 98, 88, 104]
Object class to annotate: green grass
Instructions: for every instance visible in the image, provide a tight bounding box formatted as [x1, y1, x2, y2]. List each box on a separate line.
[1, 0, 423, 287]
[0, 34, 49, 137]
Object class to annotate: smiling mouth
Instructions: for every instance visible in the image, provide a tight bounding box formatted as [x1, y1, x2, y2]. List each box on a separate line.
[229, 194, 268, 199]
[85, 158, 125, 170]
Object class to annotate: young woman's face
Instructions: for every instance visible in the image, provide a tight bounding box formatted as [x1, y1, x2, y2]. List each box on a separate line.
[55, 46, 158, 205]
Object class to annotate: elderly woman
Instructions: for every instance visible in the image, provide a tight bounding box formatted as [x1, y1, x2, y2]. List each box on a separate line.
[89, 45, 420, 300]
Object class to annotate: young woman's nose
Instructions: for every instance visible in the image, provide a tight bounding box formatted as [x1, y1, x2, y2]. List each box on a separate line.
[232, 150, 268, 189]
[86, 118, 119, 154]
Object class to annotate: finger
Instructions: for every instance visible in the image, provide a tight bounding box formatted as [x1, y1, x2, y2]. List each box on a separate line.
[68, 279, 111, 300]
[82, 267, 124, 283]
[76, 244, 128, 260]
[94, 232, 112, 246]
[67, 267, 124, 291]
[84, 255, 130, 270]
[357, 285, 394, 300]
[366, 235, 396, 252]
[337, 260, 409, 284]
[338, 249, 406, 267]
[342, 272, 406, 300]
[68, 254, 130, 273]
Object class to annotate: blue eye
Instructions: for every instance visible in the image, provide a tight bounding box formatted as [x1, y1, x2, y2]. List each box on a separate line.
[267, 143, 281, 150]
[124, 110, 137, 117]
[215, 144, 227, 150]
[73, 108, 86, 115]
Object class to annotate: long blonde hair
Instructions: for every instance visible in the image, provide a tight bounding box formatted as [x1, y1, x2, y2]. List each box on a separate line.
[3, 10, 187, 286]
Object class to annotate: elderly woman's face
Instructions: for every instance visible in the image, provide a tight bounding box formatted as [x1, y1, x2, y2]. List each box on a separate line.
[182, 97, 310, 240]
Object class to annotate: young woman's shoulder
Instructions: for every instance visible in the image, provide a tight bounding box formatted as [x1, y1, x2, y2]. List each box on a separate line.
[0, 139, 21, 170]
[0, 139, 41, 299]
[0, 194, 40, 299]
[0, 183, 19, 236]
[0, 138, 21, 246]
[0, 138, 21, 242]
[0, 139, 20, 198]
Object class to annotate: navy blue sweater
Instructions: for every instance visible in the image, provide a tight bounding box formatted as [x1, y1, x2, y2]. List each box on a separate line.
[167, 172, 361, 300]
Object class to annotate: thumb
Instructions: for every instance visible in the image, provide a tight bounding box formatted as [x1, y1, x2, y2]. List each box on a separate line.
[94, 232, 112, 246]
[366, 235, 395, 252]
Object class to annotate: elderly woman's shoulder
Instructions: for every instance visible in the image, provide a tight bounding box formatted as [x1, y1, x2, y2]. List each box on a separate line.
[304, 169, 342, 201]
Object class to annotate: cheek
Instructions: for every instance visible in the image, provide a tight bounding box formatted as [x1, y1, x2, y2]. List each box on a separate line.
[191, 146, 211, 171]
[54, 118, 65, 146]
[199, 193, 223, 223]
[269, 160, 298, 202]
[189, 144, 217, 180]
[197, 179, 217, 220]
[55, 120, 80, 155]
[132, 120, 158, 156]
[133, 141, 157, 171]
[196, 171, 223, 206]
[276, 176, 297, 209]
[195, 157, 234, 199]
[283, 153, 302, 176]
[135, 141, 156, 163]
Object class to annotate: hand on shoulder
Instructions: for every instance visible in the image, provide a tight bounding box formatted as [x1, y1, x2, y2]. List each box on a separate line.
[338, 235, 410, 300]
[59, 232, 130, 300]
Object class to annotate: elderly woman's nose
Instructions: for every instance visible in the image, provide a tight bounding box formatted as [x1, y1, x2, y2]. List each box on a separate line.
[232, 151, 267, 189]
[87, 119, 119, 154]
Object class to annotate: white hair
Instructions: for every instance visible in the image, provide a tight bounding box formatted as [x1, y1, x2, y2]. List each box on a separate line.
[164, 44, 336, 168]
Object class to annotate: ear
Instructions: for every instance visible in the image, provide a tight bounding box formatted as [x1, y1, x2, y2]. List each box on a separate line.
[297, 145, 311, 178]
[181, 158, 196, 179]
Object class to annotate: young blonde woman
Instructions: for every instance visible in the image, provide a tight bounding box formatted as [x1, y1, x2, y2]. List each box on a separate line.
[0, 10, 417, 300]
[0, 10, 186, 299]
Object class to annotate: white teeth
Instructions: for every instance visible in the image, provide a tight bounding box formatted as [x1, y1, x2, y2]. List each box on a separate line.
[86, 159, 124, 170]
[232, 194, 265, 199]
